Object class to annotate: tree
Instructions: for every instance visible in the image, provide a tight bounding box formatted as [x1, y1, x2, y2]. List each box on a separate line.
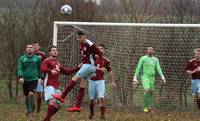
[0, 0, 31, 98]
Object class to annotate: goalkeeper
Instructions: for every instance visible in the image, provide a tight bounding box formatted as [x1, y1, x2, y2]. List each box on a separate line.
[133, 47, 166, 113]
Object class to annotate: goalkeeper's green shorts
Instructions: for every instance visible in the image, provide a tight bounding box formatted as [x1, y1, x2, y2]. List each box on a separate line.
[141, 77, 155, 90]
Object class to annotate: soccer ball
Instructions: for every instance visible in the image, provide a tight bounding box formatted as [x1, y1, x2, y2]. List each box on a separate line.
[60, 4, 72, 15]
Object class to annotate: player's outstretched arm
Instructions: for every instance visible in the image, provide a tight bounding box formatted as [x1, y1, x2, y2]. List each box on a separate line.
[61, 64, 81, 75]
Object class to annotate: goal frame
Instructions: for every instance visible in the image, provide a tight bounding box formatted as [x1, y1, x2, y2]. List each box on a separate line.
[53, 21, 200, 46]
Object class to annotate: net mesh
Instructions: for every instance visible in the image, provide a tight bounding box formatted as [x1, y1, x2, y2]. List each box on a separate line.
[55, 23, 200, 111]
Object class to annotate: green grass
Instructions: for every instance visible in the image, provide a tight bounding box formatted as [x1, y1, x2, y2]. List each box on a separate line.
[0, 103, 200, 121]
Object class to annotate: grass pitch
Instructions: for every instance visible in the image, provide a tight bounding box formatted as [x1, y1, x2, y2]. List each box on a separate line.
[0, 103, 200, 121]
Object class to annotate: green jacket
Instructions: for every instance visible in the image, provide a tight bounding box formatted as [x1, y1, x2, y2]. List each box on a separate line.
[134, 55, 164, 79]
[18, 53, 41, 81]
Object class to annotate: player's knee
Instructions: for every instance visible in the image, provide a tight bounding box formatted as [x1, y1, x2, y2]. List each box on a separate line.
[90, 99, 95, 104]
[29, 91, 35, 96]
[196, 95, 200, 100]
[144, 89, 151, 93]
[80, 80, 87, 88]
[37, 92, 41, 97]
[149, 90, 154, 95]
[99, 98, 105, 106]
[72, 76, 79, 82]
[193, 96, 197, 101]
[49, 99, 61, 109]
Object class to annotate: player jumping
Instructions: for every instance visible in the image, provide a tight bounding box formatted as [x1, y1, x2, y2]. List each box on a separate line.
[52, 31, 103, 105]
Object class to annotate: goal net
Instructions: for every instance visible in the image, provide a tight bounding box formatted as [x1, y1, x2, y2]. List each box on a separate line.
[53, 21, 200, 112]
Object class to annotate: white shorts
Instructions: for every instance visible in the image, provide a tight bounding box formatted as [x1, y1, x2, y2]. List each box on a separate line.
[76, 64, 96, 80]
[88, 80, 105, 100]
[192, 79, 200, 96]
[36, 79, 43, 92]
[44, 86, 61, 102]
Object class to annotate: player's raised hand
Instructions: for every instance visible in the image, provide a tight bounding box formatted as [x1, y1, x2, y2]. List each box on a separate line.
[19, 78, 24, 84]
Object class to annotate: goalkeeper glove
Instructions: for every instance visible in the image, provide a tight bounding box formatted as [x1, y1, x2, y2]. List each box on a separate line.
[161, 76, 166, 84]
[132, 76, 138, 85]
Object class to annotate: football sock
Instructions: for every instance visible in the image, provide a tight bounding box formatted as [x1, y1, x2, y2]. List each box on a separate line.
[29, 95, 35, 113]
[61, 80, 76, 98]
[76, 87, 85, 108]
[37, 96, 42, 112]
[44, 105, 59, 121]
[25, 98, 30, 113]
[100, 106, 105, 117]
[89, 102, 94, 116]
[148, 94, 153, 109]
[144, 93, 149, 109]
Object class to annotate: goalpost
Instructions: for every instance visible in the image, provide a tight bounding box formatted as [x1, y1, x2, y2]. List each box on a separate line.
[53, 21, 200, 111]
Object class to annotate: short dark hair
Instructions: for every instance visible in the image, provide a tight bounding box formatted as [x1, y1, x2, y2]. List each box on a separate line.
[49, 46, 57, 52]
[33, 41, 40, 44]
[146, 47, 153, 50]
[98, 44, 105, 49]
[77, 30, 86, 36]
[27, 42, 34, 46]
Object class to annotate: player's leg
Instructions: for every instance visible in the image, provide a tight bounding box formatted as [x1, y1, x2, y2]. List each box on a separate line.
[36, 92, 42, 112]
[23, 81, 30, 114]
[52, 75, 80, 102]
[28, 80, 38, 113]
[89, 99, 95, 119]
[195, 79, 200, 109]
[148, 79, 155, 111]
[142, 78, 151, 113]
[191, 79, 199, 109]
[53, 64, 96, 102]
[88, 80, 97, 119]
[44, 86, 61, 121]
[36, 79, 43, 113]
[97, 80, 106, 119]
[67, 79, 87, 112]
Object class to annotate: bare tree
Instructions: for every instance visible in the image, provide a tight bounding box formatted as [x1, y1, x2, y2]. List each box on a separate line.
[118, 0, 162, 23]
[0, 0, 31, 98]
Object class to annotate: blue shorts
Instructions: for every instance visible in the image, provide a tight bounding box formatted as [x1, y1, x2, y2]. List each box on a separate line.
[88, 80, 105, 99]
[44, 86, 61, 102]
[192, 79, 200, 96]
[76, 64, 96, 80]
[36, 79, 43, 92]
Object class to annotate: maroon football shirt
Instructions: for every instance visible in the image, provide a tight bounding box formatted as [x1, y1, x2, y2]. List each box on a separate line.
[41, 57, 79, 88]
[185, 58, 200, 79]
[91, 56, 112, 81]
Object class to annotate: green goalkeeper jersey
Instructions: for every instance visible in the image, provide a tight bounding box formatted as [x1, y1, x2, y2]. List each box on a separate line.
[134, 55, 164, 80]
[18, 54, 41, 81]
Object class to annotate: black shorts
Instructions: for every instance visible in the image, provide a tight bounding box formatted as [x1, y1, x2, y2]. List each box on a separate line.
[23, 80, 38, 96]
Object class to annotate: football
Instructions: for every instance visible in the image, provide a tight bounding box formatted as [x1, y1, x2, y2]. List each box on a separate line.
[60, 4, 72, 15]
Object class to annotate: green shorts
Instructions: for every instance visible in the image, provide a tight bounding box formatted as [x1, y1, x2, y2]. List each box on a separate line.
[141, 76, 155, 90]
